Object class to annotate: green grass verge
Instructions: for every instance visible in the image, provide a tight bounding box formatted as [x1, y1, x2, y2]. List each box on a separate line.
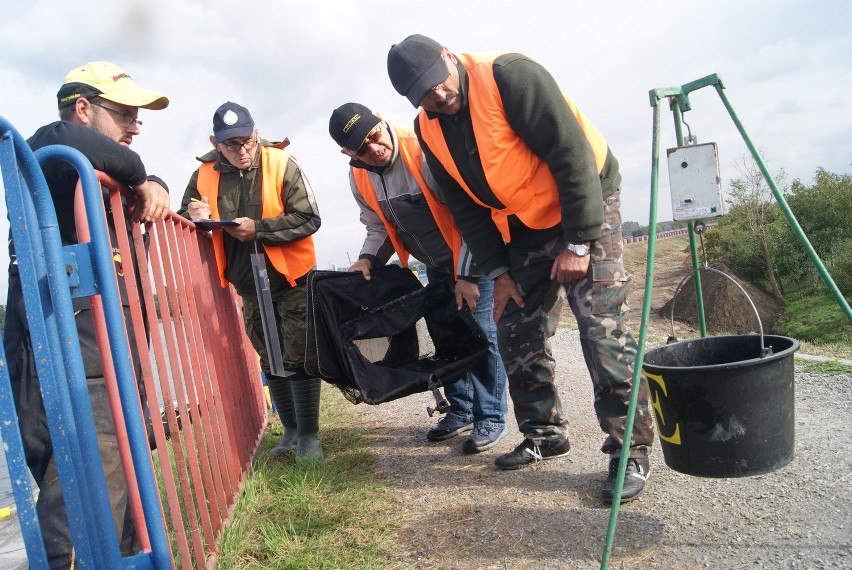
[773, 290, 852, 346]
[215, 389, 403, 569]
[796, 358, 852, 375]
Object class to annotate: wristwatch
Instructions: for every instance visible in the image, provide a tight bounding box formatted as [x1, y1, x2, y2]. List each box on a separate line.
[566, 243, 590, 256]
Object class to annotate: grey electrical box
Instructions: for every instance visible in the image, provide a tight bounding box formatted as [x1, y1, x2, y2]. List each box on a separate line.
[666, 142, 724, 221]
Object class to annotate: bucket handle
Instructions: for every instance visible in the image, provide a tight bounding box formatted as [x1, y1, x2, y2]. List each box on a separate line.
[668, 266, 773, 358]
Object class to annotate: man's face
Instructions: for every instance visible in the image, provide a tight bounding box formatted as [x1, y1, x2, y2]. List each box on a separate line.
[88, 99, 142, 146]
[341, 122, 391, 167]
[218, 130, 260, 170]
[418, 51, 462, 116]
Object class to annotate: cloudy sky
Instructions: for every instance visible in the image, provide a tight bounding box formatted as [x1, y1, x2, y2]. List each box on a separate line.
[1, 0, 850, 301]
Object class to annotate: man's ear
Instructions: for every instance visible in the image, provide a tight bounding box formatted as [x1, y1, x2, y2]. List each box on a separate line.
[209, 135, 218, 148]
[73, 98, 93, 126]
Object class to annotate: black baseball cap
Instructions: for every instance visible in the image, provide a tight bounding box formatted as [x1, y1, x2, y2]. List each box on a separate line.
[328, 102, 381, 151]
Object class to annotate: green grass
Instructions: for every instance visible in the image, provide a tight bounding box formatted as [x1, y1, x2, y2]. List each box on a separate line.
[796, 358, 852, 375]
[214, 389, 403, 569]
[773, 289, 852, 346]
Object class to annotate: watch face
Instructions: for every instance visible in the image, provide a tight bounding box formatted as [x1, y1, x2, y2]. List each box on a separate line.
[569, 243, 590, 256]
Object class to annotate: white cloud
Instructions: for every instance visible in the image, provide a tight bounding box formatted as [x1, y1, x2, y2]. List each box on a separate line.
[2, 0, 850, 302]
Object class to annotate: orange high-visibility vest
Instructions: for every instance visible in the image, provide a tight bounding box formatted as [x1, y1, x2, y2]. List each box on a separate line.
[352, 125, 462, 273]
[196, 146, 316, 287]
[418, 52, 609, 242]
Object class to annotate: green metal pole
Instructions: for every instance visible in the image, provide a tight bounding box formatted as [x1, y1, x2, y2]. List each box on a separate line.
[669, 99, 708, 337]
[600, 95, 662, 570]
[686, 220, 707, 335]
[714, 84, 852, 324]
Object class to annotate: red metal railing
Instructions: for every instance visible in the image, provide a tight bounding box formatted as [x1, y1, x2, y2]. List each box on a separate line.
[89, 173, 267, 568]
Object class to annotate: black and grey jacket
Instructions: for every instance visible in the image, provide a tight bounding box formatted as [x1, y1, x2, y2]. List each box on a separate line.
[348, 123, 479, 280]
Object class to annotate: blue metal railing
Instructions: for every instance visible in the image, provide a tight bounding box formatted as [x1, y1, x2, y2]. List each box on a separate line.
[0, 116, 171, 569]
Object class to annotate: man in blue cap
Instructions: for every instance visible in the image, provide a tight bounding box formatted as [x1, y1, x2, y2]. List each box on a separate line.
[179, 102, 324, 461]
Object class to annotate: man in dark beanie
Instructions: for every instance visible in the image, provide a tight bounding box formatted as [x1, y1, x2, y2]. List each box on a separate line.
[178, 102, 324, 460]
[387, 35, 656, 502]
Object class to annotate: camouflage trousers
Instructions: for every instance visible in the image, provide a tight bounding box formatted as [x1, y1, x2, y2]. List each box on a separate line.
[241, 281, 309, 374]
[498, 190, 655, 457]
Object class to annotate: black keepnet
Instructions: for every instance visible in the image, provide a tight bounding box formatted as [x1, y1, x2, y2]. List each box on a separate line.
[305, 265, 488, 405]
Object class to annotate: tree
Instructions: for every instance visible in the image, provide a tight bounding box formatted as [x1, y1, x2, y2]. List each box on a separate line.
[784, 168, 852, 294]
[721, 156, 787, 299]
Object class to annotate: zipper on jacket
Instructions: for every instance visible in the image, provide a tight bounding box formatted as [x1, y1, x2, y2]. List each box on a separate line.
[377, 173, 440, 269]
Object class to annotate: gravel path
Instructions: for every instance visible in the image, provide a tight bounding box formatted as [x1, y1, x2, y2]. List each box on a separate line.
[354, 328, 852, 569]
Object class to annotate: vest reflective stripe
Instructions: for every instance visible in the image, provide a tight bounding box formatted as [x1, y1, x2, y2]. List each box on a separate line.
[196, 146, 316, 287]
[352, 125, 462, 274]
[418, 52, 608, 243]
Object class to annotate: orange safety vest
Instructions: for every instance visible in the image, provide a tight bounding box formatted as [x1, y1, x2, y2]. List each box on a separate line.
[418, 52, 609, 243]
[196, 146, 316, 288]
[352, 125, 462, 274]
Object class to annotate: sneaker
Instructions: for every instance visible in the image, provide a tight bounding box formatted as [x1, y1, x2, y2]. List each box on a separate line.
[462, 424, 509, 454]
[494, 437, 570, 470]
[601, 456, 650, 503]
[427, 415, 473, 442]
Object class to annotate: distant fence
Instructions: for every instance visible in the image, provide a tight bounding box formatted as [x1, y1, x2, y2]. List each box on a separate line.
[0, 116, 267, 569]
[623, 225, 717, 244]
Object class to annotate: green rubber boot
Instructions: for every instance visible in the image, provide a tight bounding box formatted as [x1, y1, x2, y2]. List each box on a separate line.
[291, 374, 324, 460]
[266, 374, 298, 457]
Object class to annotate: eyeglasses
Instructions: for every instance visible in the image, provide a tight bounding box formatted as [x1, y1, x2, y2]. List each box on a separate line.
[221, 137, 259, 152]
[354, 124, 383, 156]
[90, 101, 142, 127]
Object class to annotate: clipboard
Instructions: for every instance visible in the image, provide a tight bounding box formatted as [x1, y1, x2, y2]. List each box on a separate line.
[193, 219, 239, 230]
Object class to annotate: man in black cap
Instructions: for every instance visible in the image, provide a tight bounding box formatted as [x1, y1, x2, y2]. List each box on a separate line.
[4, 61, 171, 568]
[328, 102, 509, 453]
[387, 35, 656, 502]
[178, 102, 324, 461]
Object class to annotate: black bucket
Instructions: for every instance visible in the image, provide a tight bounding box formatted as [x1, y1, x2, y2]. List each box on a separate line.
[642, 334, 799, 477]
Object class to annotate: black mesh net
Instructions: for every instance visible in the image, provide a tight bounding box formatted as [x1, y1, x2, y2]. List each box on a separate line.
[305, 265, 488, 405]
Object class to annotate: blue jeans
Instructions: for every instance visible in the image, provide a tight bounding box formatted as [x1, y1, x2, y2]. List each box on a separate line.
[427, 269, 508, 428]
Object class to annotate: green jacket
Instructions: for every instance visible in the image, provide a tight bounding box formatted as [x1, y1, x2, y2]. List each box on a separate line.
[416, 52, 621, 277]
[178, 140, 321, 296]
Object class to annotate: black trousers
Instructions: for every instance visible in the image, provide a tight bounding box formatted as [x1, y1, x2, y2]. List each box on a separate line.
[3, 272, 141, 568]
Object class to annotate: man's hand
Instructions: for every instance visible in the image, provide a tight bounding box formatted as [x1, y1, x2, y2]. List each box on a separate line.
[130, 180, 170, 222]
[454, 279, 480, 311]
[187, 196, 211, 221]
[349, 258, 373, 281]
[550, 247, 591, 283]
[224, 217, 257, 242]
[493, 272, 524, 323]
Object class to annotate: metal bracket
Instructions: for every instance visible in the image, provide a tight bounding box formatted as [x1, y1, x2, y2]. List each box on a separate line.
[426, 385, 449, 417]
[63, 243, 98, 299]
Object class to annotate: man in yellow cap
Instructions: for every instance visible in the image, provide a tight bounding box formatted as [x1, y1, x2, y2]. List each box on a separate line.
[3, 61, 170, 568]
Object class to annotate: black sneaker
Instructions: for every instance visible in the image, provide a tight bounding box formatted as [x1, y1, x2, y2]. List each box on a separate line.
[427, 415, 473, 442]
[494, 437, 570, 470]
[601, 456, 650, 503]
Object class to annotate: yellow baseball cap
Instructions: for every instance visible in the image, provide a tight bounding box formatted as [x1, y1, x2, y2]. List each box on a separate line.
[56, 61, 169, 110]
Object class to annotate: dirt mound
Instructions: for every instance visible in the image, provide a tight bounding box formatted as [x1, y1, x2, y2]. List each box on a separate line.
[660, 262, 783, 335]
